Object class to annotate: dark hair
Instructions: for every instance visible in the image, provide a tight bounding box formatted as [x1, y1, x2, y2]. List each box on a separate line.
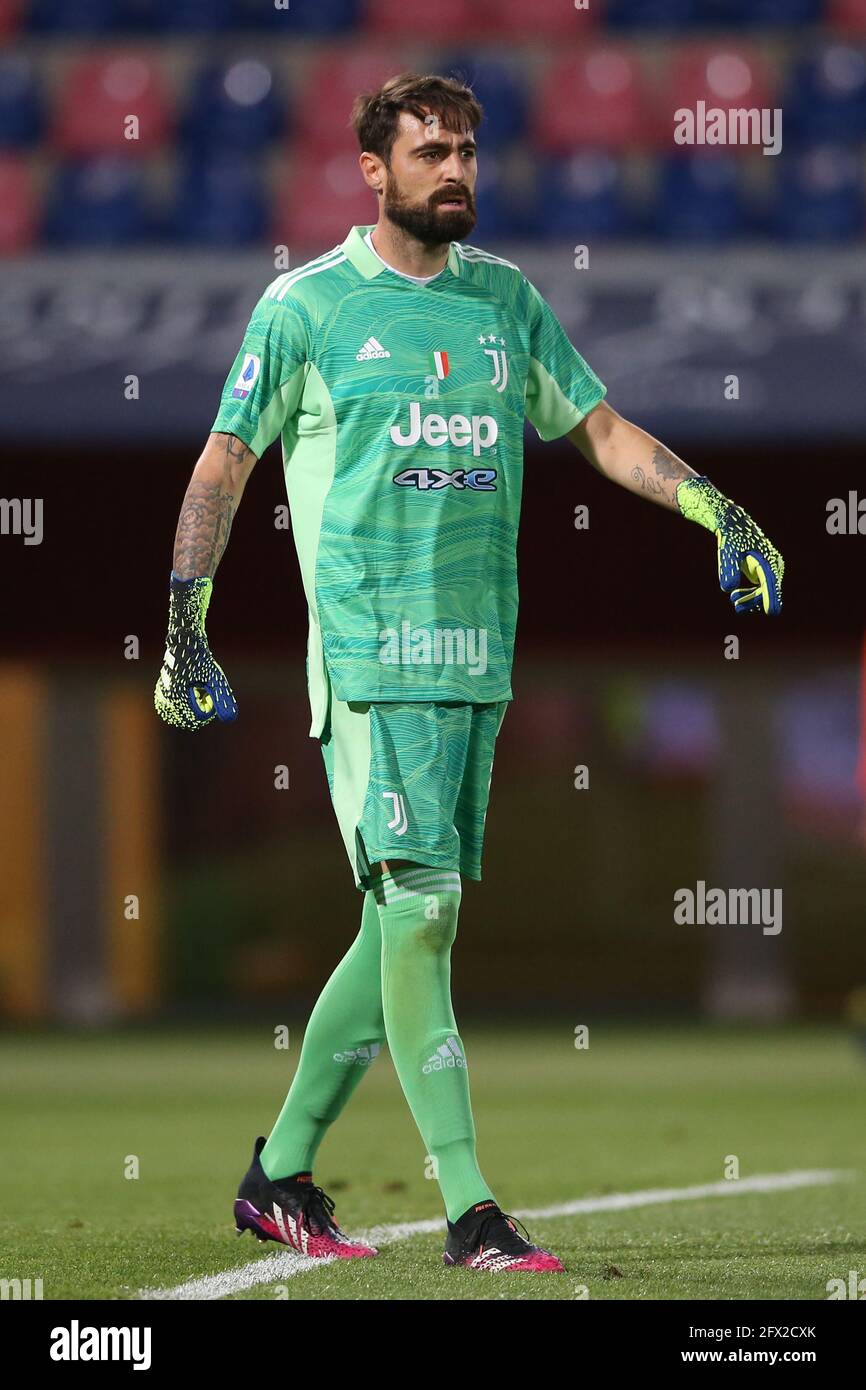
[350, 71, 483, 167]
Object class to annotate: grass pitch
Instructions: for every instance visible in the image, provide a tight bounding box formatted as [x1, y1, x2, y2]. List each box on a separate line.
[1, 1022, 864, 1300]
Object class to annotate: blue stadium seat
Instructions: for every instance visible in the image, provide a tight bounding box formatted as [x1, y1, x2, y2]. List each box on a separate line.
[169, 157, 267, 246]
[604, 0, 700, 28]
[156, 0, 234, 31]
[0, 56, 43, 148]
[772, 146, 864, 241]
[180, 60, 285, 153]
[696, 0, 824, 24]
[536, 153, 633, 239]
[233, 0, 360, 29]
[653, 155, 748, 242]
[470, 154, 536, 239]
[783, 48, 866, 145]
[43, 159, 150, 246]
[26, 0, 122, 31]
[441, 56, 528, 152]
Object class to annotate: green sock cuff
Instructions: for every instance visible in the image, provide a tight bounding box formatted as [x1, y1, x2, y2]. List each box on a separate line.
[372, 866, 462, 908]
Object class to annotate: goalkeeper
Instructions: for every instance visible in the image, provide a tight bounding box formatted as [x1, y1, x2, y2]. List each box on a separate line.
[155, 72, 783, 1276]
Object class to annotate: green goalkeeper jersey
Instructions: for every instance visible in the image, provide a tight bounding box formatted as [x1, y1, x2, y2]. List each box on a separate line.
[212, 224, 606, 736]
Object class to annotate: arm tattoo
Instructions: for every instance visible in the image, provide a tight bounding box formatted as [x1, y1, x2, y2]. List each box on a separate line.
[650, 443, 692, 484]
[173, 434, 252, 578]
[631, 465, 664, 496]
[632, 443, 694, 505]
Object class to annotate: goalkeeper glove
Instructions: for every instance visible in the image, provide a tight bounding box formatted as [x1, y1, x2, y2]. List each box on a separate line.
[154, 573, 238, 730]
[676, 476, 784, 616]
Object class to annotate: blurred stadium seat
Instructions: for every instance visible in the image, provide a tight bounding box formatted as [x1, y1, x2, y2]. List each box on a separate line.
[771, 144, 864, 240]
[783, 46, 866, 145]
[363, 0, 489, 39]
[0, 153, 36, 251]
[180, 58, 285, 154]
[293, 48, 403, 157]
[169, 155, 267, 246]
[477, 0, 600, 37]
[538, 151, 633, 238]
[699, 0, 824, 22]
[441, 56, 529, 152]
[52, 52, 170, 157]
[142, 0, 235, 32]
[0, 55, 44, 148]
[472, 152, 537, 238]
[43, 157, 151, 246]
[235, 0, 359, 33]
[0, 0, 24, 39]
[275, 150, 377, 244]
[534, 48, 650, 153]
[604, 0, 701, 27]
[829, 0, 866, 28]
[660, 45, 774, 150]
[27, 0, 122, 31]
[653, 154, 750, 241]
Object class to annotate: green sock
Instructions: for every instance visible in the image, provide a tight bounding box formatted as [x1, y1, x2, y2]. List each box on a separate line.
[374, 866, 496, 1223]
[260, 888, 386, 1181]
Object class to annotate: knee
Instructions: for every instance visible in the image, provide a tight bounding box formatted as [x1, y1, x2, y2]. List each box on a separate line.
[382, 884, 460, 955]
[410, 894, 460, 953]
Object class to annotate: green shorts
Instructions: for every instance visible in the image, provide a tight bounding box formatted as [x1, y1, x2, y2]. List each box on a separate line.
[318, 675, 509, 892]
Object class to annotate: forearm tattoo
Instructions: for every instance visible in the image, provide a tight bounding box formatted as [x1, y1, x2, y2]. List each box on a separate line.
[173, 434, 252, 578]
[630, 466, 664, 496]
[632, 443, 694, 505]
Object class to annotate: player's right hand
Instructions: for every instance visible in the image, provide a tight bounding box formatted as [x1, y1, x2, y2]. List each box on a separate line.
[154, 574, 238, 730]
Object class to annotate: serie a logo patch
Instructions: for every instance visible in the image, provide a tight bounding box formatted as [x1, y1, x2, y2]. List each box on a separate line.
[232, 353, 261, 399]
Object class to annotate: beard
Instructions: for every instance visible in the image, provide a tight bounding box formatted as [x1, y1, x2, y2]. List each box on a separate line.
[382, 179, 477, 245]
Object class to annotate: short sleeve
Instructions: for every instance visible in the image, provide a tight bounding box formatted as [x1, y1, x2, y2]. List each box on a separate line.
[523, 277, 606, 442]
[211, 291, 311, 458]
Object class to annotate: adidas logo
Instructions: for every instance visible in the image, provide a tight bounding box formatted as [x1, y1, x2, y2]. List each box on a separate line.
[333, 1043, 381, 1065]
[470, 1248, 520, 1271]
[356, 336, 390, 361]
[422, 1036, 466, 1074]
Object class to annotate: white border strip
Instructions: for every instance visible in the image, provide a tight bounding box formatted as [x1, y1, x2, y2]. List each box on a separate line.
[140, 1168, 850, 1301]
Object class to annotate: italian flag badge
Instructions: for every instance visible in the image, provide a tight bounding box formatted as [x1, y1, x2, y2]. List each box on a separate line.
[433, 350, 450, 380]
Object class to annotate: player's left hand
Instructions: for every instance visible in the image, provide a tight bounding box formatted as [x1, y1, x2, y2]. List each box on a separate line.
[677, 476, 784, 616]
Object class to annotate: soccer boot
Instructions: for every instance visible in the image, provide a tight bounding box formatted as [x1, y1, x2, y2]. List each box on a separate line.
[443, 1199, 564, 1272]
[233, 1136, 378, 1259]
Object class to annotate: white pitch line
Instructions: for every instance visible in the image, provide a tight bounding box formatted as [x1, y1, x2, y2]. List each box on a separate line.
[140, 1168, 852, 1301]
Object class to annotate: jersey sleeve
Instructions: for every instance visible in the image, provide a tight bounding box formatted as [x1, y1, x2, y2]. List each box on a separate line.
[523, 277, 606, 441]
[211, 290, 311, 457]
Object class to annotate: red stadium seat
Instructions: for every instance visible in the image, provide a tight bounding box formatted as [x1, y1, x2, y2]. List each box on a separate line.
[294, 48, 407, 157]
[52, 53, 170, 157]
[0, 0, 24, 39]
[0, 155, 35, 253]
[362, 0, 488, 38]
[275, 150, 379, 247]
[534, 48, 649, 153]
[479, 0, 599, 37]
[659, 46, 775, 154]
[828, 0, 866, 30]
